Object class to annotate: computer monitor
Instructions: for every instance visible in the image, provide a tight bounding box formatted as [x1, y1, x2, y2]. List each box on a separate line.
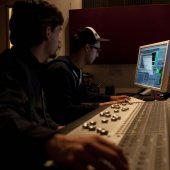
[134, 40, 170, 93]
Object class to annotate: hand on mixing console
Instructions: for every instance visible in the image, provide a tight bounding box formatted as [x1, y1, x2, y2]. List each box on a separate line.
[110, 95, 130, 101]
[99, 100, 125, 106]
[99, 96, 130, 106]
[46, 134, 129, 170]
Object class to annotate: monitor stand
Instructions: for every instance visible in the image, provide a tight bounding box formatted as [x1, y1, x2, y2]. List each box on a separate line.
[138, 89, 169, 101]
[139, 88, 152, 96]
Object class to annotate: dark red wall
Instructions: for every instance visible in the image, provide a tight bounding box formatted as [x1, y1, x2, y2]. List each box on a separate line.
[69, 5, 170, 64]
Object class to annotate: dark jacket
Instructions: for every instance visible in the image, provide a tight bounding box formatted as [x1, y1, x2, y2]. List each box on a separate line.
[43, 56, 110, 125]
[0, 47, 58, 170]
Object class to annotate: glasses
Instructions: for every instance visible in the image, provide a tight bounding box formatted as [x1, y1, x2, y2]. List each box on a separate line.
[90, 45, 101, 53]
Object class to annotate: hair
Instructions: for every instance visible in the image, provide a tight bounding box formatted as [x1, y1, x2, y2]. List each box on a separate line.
[9, 0, 64, 48]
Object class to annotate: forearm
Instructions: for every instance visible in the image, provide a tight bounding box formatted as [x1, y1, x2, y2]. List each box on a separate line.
[84, 90, 111, 102]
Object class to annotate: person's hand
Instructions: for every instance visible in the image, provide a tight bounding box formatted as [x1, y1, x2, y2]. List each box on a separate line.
[99, 100, 125, 106]
[46, 134, 129, 170]
[110, 95, 130, 101]
[56, 125, 65, 130]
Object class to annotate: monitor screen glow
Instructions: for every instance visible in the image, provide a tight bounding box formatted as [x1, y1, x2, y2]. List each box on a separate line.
[134, 40, 170, 92]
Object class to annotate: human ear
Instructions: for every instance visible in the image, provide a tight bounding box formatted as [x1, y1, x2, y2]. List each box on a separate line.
[84, 44, 91, 52]
[45, 26, 52, 40]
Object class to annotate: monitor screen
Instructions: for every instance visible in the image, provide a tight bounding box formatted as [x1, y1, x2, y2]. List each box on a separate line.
[134, 40, 170, 92]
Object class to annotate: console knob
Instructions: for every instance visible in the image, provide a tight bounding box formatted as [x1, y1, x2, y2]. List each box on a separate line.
[100, 129, 108, 135]
[82, 122, 89, 129]
[88, 125, 96, 131]
[102, 119, 108, 123]
[89, 120, 96, 125]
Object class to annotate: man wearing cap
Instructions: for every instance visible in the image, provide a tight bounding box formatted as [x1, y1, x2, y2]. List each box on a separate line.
[43, 27, 129, 125]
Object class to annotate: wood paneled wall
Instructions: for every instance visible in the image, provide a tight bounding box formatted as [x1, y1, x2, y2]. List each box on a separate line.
[0, 0, 17, 52]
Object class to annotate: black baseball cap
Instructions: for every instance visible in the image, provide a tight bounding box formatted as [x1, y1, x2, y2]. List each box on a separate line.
[70, 26, 109, 52]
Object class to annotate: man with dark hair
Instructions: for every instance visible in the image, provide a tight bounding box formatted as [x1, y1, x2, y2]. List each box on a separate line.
[43, 26, 129, 125]
[0, 1, 129, 170]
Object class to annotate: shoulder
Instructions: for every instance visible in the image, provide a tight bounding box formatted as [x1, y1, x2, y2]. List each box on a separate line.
[0, 48, 30, 80]
[47, 56, 72, 72]
[0, 49, 13, 63]
[0, 49, 16, 74]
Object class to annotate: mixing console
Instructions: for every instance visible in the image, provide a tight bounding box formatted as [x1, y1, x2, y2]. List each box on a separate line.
[61, 97, 170, 170]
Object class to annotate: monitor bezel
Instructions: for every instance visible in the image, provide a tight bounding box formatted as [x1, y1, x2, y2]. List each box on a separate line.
[134, 40, 170, 93]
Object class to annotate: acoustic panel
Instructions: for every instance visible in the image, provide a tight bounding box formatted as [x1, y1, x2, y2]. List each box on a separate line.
[69, 5, 170, 64]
